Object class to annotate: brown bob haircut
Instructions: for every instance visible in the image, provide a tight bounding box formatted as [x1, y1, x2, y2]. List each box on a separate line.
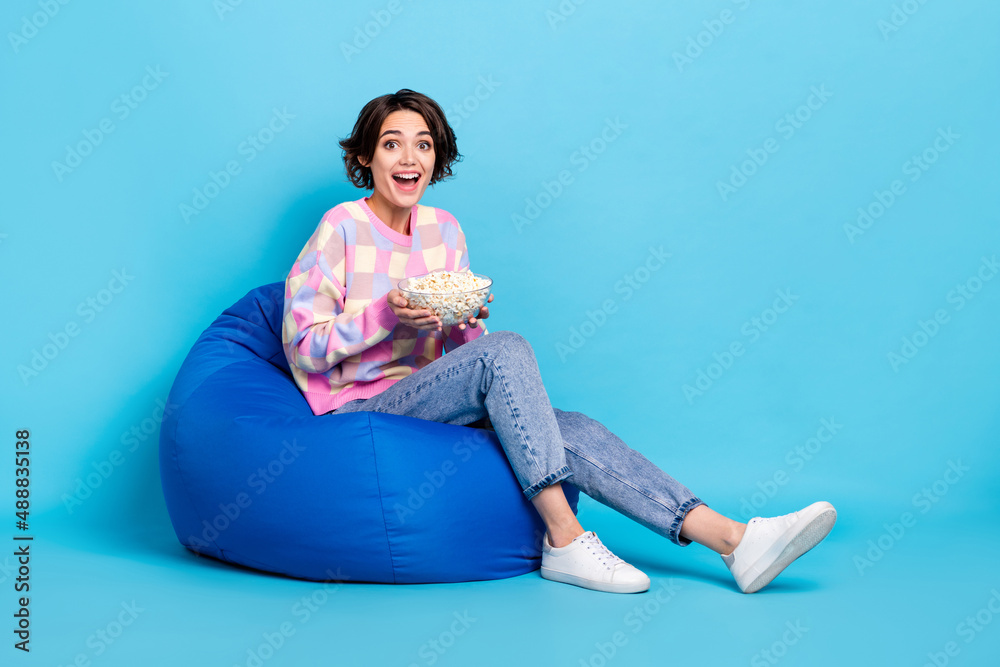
[339, 89, 461, 190]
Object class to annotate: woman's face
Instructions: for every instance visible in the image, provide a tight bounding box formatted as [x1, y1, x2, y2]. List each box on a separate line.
[364, 109, 436, 210]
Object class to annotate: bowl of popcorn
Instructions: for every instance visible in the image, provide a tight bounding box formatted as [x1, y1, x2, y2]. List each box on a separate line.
[398, 269, 493, 326]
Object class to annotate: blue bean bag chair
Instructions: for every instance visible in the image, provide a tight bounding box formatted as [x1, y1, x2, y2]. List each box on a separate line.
[159, 282, 578, 583]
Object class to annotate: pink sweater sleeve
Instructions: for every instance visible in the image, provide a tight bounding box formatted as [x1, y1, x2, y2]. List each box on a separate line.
[283, 222, 400, 374]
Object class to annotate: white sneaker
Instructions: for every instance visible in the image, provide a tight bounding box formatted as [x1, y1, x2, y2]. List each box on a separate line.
[722, 501, 837, 594]
[541, 531, 650, 594]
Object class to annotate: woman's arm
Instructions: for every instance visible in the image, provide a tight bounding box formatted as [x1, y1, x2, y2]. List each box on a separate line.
[282, 220, 404, 374]
[284, 255, 399, 374]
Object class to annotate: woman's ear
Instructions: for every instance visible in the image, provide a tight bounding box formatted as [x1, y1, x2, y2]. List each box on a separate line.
[358, 155, 370, 168]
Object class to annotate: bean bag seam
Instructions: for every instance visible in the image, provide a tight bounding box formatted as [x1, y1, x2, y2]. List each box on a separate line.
[163, 400, 218, 554]
[170, 362, 259, 556]
[171, 421, 224, 556]
[162, 410, 218, 557]
[366, 411, 398, 584]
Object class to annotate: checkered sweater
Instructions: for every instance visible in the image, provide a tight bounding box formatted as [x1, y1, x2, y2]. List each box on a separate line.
[282, 197, 488, 415]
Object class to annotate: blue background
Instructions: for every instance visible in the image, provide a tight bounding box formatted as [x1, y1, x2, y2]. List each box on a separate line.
[2, 0, 998, 665]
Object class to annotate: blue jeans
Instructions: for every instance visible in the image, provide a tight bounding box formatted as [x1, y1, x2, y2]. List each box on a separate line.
[331, 330, 705, 546]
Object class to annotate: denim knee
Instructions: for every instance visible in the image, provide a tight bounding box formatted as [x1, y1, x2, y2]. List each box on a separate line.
[482, 330, 534, 359]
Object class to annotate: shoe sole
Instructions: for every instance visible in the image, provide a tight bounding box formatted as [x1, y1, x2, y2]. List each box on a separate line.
[540, 566, 650, 594]
[741, 502, 837, 594]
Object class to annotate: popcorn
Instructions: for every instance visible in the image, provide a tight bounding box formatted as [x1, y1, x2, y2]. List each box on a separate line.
[399, 270, 492, 326]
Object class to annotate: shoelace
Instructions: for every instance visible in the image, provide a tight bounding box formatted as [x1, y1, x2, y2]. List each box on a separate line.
[579, 532, 625, 570]
[773, 510, 799, 527]
[753, 509, 798, 529]
[742, 512, 796, 549]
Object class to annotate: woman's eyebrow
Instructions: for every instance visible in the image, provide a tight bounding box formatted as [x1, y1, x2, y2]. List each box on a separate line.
[379, 129, 432, 139]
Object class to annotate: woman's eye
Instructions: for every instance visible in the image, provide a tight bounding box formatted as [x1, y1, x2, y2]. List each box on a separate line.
[419, 142, 431, 150]
[384, 140, 397, 149]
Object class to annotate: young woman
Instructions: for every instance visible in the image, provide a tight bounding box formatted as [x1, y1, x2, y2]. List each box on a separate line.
[281, 89, 837, 594]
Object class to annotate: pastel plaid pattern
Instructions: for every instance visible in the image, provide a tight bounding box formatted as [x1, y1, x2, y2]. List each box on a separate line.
[282, 198, 487, 415]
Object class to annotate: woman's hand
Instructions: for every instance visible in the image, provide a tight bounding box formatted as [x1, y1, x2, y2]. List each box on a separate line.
[387, 289, 443, 331]
[457, 293, 493, 330]
[387, 290, 494, 332]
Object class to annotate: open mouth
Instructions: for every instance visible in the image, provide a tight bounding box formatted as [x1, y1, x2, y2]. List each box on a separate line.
[392, 172, 421, 189]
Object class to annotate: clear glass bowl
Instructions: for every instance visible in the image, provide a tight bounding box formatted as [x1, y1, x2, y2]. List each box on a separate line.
[398, 270, 493, 326]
